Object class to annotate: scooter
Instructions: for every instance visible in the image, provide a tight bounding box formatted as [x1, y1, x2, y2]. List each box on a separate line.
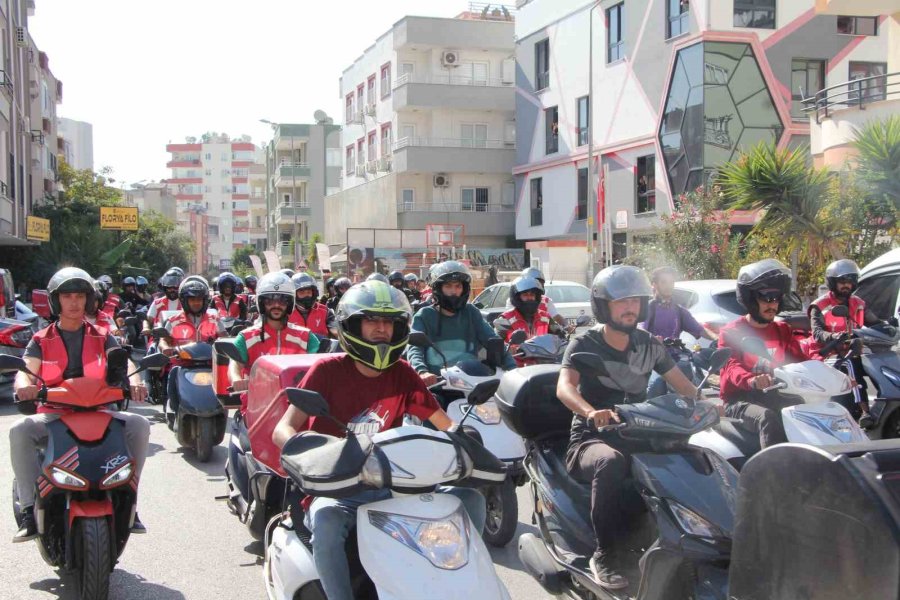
[264, 385, 511, 600]
[4, 350, 168, 600]
[511, 314, 592, 367]
[500, 349, 737, 600]
[854, 323, 900, 439]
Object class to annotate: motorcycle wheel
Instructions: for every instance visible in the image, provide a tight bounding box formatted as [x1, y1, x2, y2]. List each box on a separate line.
[482, 478, 518, 547]
[76, 517, 112, 600]
[195, 417, 215, 462]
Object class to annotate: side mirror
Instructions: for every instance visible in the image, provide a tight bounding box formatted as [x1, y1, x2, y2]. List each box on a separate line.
[575, 315, 592, 327]
[484, 337, 504, 368]
[508, 329, 528, 345]
[124, 316, 139, 327]
[707, 348, 732, 375]
[571, 352, 609, 378]
[467, 379, 500, 406]
[831, 304, 850, 318]
[152, 326, 169, 339]
[286, 388, 330, 416]
[493, 317, 511, 331]
[739, 336, 770, 359]
[106, 347, 130, 385]
[408, 331, 433, 348]
[139, 352, 171, 371]
[214, 339, 244, 363]
[0, 354, 27, 373]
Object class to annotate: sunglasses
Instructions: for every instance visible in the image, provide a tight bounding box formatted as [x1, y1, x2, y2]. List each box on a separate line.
[835, 276, 857, 285]
[756, 290, 783, 303]
[263, 296, 290, 306]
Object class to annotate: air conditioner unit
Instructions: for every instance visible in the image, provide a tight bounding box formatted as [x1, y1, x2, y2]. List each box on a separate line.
[365, 160, 378, 174]
[355, 110, 365, 123]
[441, 50, 460, 68]
[365, 103, 377, 117]
[354, 164, 366, 177]
[433, 173, 450, 188]
[377, 156, 392, 172]
[16, 27, 26, 48]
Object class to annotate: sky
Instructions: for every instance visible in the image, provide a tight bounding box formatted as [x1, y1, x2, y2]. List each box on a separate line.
[29, 0, 477, 187]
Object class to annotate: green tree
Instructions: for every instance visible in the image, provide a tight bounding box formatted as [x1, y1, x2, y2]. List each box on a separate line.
[122, 210, 193, 279]
[306, 232, 324, 271]
[851, 115, 900, 212]
[231, 246, 258, 278]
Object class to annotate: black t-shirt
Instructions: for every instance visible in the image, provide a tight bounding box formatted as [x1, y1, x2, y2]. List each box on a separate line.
[25, 325, 119, 380]
[561, 327, 675, 448]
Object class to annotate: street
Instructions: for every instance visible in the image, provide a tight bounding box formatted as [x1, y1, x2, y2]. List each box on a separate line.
[0, 384, 553, 600]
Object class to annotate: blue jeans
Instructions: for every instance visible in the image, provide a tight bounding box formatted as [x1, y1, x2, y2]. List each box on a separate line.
[647, 358, 695, 398]
[305, 486, 485, 600]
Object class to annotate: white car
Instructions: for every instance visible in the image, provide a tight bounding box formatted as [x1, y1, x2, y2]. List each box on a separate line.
[472, 280, 595, 329]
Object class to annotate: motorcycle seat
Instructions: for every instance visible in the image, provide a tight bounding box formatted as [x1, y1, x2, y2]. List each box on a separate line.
[536, 438, 593, 509]
[713, 420, 760, 458]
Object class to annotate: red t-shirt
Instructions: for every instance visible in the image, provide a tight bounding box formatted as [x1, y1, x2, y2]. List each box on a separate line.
[719, 317, 806, 401]
[299, 355, 440, 437]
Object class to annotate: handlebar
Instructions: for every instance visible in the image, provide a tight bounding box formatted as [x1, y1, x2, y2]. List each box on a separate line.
[762, 382, 787, 393]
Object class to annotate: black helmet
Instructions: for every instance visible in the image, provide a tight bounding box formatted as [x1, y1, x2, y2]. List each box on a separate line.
[825, 259, 860, 294]
[122, 276, 136, 287]
[179, 277, 210, 315]
[280, 268, 296, 278]
[256, 272, 295, 318]
[334, 277, 352, 295]
[291, 273, 319, 311]
[244, 275, 258, 291]
[335, 281, 412, 371]
[388, 270, 405, 286]
[325, 277, 336, 291]
[590, 266, 652, 326]
[48, 267, 95, 316]
[218, 272, 239, 292]
[521, 266, 545, 285]
[736, 259, 792, 321]
[367, 272, 389, 284]
[428, 261, 471, 313]
[510, 276, 543, 318]
[136, 276, 148, 291]
[159, 270, 183, 289]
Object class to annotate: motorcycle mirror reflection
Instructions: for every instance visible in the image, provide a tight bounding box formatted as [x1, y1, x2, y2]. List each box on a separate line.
[571, 352, 609, 378]
[831, 304, 850, 318]
[508, 330, 528, 345]
[740, 336, 770, 359]
[214, 339, 245, 363]
[286, 388, 330, 416]
[407, 331, 433, 348]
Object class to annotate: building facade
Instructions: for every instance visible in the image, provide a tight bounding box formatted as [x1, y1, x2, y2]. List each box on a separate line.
[248, 161, 267, 253]
[128, 182, 177, 222]
[514, 0, 894, 275]
[325, 11, 518, 251]
[57, 117, 93, 171]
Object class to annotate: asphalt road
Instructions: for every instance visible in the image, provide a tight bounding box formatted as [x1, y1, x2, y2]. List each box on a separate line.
[0, 383, 554, 600]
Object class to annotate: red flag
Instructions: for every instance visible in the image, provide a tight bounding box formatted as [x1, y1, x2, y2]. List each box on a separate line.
[597, 157, 606, 225]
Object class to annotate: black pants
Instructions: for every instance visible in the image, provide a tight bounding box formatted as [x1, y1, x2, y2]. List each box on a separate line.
[725, 396, 799, 448]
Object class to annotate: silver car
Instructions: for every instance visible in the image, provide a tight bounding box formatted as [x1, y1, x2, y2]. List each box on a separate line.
[473, 280, 595, 329]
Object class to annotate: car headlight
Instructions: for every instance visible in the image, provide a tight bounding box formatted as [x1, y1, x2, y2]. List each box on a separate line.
[446, 374, 473, 391]
[668, 499, 723, 539]
[368, 505, 469, 570]
[49, 466, 88, 489]
[101, 463, 133, 489]
[185, 371, 213, 385]
[794, 376, 825, 393]
[467, 401, 501, 425]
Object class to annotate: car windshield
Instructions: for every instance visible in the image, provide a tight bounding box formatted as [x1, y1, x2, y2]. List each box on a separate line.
[546, 285, 590, 303]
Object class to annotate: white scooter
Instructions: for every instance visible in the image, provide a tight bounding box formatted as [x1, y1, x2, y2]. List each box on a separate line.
[264, 386, 511, 600]
[690, 331, 868, 470]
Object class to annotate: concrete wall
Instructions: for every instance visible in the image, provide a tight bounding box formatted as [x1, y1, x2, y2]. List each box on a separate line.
[324, 173, 398, 245]
[58, 118, 93, 171]
[394, 16, 514, 51]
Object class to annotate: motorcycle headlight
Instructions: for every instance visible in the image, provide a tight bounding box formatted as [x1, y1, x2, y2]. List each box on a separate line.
[368, 505, 469, 570]
[467, 401, 501, 425]
[185, 371, 213, 385]
[101, 463, 133, 489]
[446, 374, 473, 391]
[668, 499, 723, 539]
[794, 411, 866, 442]
[794, 376, 825, 393]
[49, 466, 88, 489]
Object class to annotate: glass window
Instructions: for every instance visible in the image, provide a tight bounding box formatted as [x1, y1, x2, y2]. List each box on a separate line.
[346, 146, 354, 174]
[357, 140, 365, 165]
[790, 59, 825, 119]
[461, 123, 488, 148]
[636, 155, 656, 213]
[461, 187, 489, 212]
[849, 61, 887, 103]
[472, 286, 499, 309]
[734, 0, 776, 29]
[345, 94, 354, 123]
[401, 189, 414, 211]
[837, 16, 877, 36]
[367, 76, 376, 104]
[380, 64, 391, 98]
[577, 167, 588, 221]
[381, 125, 392, 156]
[367, 132, 377, 161]
[607, 3, 625, 63]
[535, 39, 550, 90]
[667, 0, 690, 39]
[577, 96, 589, 146]
[545, 106, 559, 154]
[530, 178, 543, 226]
[490, 284, 512, 309]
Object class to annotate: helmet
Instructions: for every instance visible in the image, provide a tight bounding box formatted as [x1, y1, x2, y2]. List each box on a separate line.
[211, 275, 220, 292]
[182, 275, 209, 287]
[122, 276, 136, 287]
[178, 277, 210, 315]
[291, 273, 319, 311]
[521, 267, 545, 284]
[244, 275, 258, 291]
[428, 261, 471, 313]
[367, 273, 389, 284]
[736, 259, 792, 321]
[159, 270, 183, 289]
[404, 273, 418, 284]
[825, 259, 860, 294]
[510, 276, 544, 318]
[325, 277, 336, 292]
[335, 281, 412, 371]
[88, 280, 104, 315]
[135, 276, 148, 290]
[280, 268, 295, 278]
[236, 278, 245, 294]
[334, 277, 352, 294]
[255, 272, 295, 318]
[218, 272, 239, 293]
[590, 266, 652, 327]
[650, 266, 679, 284]
[169, 267, 185, 277]
[48, 267, 95, 316]
[388, 270, 405, 286]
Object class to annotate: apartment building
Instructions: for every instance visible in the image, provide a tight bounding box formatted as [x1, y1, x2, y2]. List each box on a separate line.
[128, 182, 177, 222]
[248, 161, 267, 253]
[325, 7, 517, 254]
[514, 0, 894, 277]
[178, 204, 210, 275]
[165, 135, 258, 270]
[57, 117, 93, 171]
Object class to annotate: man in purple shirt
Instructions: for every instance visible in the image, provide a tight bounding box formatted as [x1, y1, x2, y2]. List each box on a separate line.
[642, 267, 718, 397]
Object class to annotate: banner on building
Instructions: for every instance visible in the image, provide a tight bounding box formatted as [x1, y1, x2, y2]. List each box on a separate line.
[26, 216, 50, 241]
[99, 206, 139, 231]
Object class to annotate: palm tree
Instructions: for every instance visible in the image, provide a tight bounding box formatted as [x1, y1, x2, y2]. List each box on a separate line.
[851, 115, 900, 212]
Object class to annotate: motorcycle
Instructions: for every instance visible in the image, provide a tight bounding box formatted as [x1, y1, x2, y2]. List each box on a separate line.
[510, 314, 592, 367]
[264, 385, 511, 600]
[854, 323, 900, 439]
[3, 350, 168, 600]
[499, 349, 737, 600]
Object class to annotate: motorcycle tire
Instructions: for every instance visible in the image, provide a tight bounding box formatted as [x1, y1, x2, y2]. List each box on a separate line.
[76, 517, 112, 600]
[195, 417, 215, 463]
[482, 478, 518, 548]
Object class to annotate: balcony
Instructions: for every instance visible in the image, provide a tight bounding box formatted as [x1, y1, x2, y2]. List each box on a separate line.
[391, 137, 515, 174]
[167, 159, 202, 168]
[814, 0, 898, 16]
[272, 161, 311, 187]
[393, 15, 515, 51]
[273, 201, 311, 225]
[166, 177, 203, 185]
[397, 202, 515, 238]
[392, 72, 514, 112]
[175, 193, 203, 201]
[166, 143, 201, 152]
[272, 124, 311, 151]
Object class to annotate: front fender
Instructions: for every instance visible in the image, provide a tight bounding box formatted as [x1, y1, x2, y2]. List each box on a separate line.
[170, 366, 222, 416]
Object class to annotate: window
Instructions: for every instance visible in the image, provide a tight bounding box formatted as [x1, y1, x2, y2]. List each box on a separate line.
[534, 39, 550, 91]
[462, 187, 489, 212]
[401, 189, 414, 211]
[577, 96, 589, 146]
[530, 178, 543, 226]
[545, 106, 559, 154]
[204, 168, 211, 176]
[577, 167, 588, 221]
[461, 123, 487, 148]
[380, 63, 391, 98]
[381, 125, 392, 156]
[221, 153, 228, 161]
[221, 201, 226, 209]
[282, 193, 291, 205]
[345, 94, 354, 123]
[357, 84, 364, 113]
[357, 139, 365, 165]
[849, 61, 887, 102]
[667, 0, 690, 38]
[367, 76, 376, 105]
[400, 62, 414, 80]
[232, 201, 237, 209]
[837, 16, 877, 36]
[607, 3, 625, 63]
[367, 131, 377, 162]
[205, 153, 212, 160]
[734, 0, 776, 29]
[346, 146, 354, 174]
[636, 155, 656, 214]
[460, 61, 489, 85]
[790, 59, 825, 119]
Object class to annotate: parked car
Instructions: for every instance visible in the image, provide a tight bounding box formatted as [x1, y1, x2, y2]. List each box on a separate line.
[472, 280, 595, 329]
[857, 248, 900, 321]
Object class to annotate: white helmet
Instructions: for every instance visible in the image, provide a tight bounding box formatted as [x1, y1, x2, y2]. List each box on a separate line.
[255, 272, 296, 318]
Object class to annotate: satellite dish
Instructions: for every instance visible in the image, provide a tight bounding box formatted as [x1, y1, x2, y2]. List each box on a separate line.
[313, 110, 328, 123]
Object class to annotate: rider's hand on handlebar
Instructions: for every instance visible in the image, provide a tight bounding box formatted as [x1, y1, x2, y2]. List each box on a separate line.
[587, 409, 619, 429]
[752, 374, 774, 390]
[15, 384, 40, 402]
[419, 372, 438, 386]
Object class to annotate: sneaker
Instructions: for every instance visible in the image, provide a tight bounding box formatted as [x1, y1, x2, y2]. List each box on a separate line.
[13, 509, 38, 543]
[130, 513, 147, 534]
[590, 552, 628, 590]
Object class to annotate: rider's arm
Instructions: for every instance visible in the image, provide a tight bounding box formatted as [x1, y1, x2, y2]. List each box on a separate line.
[471, 307, 517, 370]
[661, 365, 697, 398]
[809, 306, 842, 345]
[406, 310, 431, 375]
[325, 308, 338, 338]
[273, 404, 309, 448]
[228, 333, 251, 390]
[680, 306, 717, 342]
[13, 345, 42, 400]
[556, 367, 595, 418]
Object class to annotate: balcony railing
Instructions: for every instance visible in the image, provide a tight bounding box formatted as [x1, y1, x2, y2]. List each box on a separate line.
[398, 202, 513, 213]
[393, 72, 513, 90]
[393, 136, 510, 151]
[277, 160, 308, 168]
[803, 71, 900, 124]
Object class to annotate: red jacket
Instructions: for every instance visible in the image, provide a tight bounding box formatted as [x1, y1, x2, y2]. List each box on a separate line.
[33, 321, 107, 387]
[499, 307, 552, 367]
[805, 292, 866, 358]
[213, 294, 243, 319]
[289, 303, 329, 337]
[148, 296, 181, 326]
[88, 311, 117, 334]
[166, 311, 220, 344]
[238, 322, 312, 412]
[101, 293, 121, 318]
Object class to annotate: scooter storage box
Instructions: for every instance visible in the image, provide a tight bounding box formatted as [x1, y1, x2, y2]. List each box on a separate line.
[246, 354, 334, 476]
[729, 440, 900, 600]
[496, 364, 571, 440]
[31, 289, 51, 319]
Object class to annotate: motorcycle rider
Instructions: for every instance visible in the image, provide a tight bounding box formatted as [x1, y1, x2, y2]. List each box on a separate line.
[404, 273, 421, 301]
[120, 276, 149, 309]
[719, 259, 807, 448]
[508, 267, 574, 333]
[495, 275, 563, 365]
[158, 278, 224, 349]
[213, 272, 247, 320]
[388, 270, 415, 303]
[135, 275, 152, 303]
[407, 261, 515, 388]
[96, 274, 121, 317]
[144, 268, 184, 333]
[643, 266, 718, 397]
[10, 268, 151, 542]
[244, 275, 258, 296]
[289, 272, 336, 338]
[325, 277, 351, 312]
[320, 276, 336, 305]
[556, 265, 697, 589]
[272, 280, 485, 600]
[85, 280, 118, 335]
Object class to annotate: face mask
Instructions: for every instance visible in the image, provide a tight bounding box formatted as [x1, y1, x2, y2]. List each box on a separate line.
[297, 295, 316, 311]
[517, 299, 540, 318]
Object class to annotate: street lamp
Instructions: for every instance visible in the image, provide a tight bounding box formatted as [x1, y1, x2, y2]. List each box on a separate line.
[261, 118, 300, 269]
[586, 1, 602, 282]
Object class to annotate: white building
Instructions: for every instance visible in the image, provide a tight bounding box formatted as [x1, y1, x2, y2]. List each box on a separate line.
[58, 117, 93, 171]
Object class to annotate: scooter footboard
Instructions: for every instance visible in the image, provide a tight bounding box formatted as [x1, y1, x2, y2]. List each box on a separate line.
[357, 494, 510, 600]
